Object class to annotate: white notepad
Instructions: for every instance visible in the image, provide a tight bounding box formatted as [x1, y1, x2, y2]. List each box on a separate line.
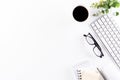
[74, 60, 104, 80]
[76, 69, 103, 80]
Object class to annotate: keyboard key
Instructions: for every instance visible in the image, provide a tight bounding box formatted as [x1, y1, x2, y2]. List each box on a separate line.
[98, 19, 103, 25]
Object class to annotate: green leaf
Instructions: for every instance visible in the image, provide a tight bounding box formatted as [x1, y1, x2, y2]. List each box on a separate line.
[101, 10, 105, 14]
[105, 9, 109, 13]
[112, 2, 120, 8]
[115, 12, 119, 16]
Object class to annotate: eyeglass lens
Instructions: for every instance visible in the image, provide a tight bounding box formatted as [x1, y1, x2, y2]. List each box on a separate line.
[93, 46, 103, 57]
[86, 35, 95, 45]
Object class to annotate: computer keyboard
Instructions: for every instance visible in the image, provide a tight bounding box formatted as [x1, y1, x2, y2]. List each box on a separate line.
[90, 15, 120, 68]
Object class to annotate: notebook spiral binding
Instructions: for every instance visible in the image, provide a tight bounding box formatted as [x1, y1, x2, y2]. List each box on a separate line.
[77, 70, 82, 80]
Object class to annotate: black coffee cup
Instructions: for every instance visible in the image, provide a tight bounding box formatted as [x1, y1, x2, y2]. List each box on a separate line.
[73, 6, 89, 22]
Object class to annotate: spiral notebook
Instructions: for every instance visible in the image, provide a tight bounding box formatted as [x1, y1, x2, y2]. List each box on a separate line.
[76, 69, 103, 80]
[74, 61, 105, 80]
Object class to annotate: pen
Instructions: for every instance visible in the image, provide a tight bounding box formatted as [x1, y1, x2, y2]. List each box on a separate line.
[97, 68, 107, 80]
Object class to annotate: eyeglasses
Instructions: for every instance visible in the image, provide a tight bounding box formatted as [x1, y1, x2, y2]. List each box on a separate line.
[83, 33, 104, 58]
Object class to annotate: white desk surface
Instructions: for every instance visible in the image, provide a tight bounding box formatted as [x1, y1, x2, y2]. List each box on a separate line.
[0, 0, 120, 80]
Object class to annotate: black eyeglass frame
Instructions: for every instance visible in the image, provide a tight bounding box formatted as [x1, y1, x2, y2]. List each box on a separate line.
[83, 33, 104, 58]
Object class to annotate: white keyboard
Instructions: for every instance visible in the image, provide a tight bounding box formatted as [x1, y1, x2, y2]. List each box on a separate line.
[90, 15, 120, 68]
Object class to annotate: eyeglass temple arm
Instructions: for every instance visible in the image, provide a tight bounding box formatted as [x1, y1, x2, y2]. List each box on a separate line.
[83, 34, 87, 37]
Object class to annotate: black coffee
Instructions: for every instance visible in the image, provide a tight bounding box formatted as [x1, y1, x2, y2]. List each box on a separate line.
[73, 6, 89, 22]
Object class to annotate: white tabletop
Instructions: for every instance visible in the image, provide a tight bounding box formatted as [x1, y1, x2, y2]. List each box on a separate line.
[0, 0, 120, 80]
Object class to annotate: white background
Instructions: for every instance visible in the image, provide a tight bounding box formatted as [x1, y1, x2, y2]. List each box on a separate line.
[1, 0, 120, 80]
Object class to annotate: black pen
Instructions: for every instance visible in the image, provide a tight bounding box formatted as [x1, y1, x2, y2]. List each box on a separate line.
[97, 68, 107, 80]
